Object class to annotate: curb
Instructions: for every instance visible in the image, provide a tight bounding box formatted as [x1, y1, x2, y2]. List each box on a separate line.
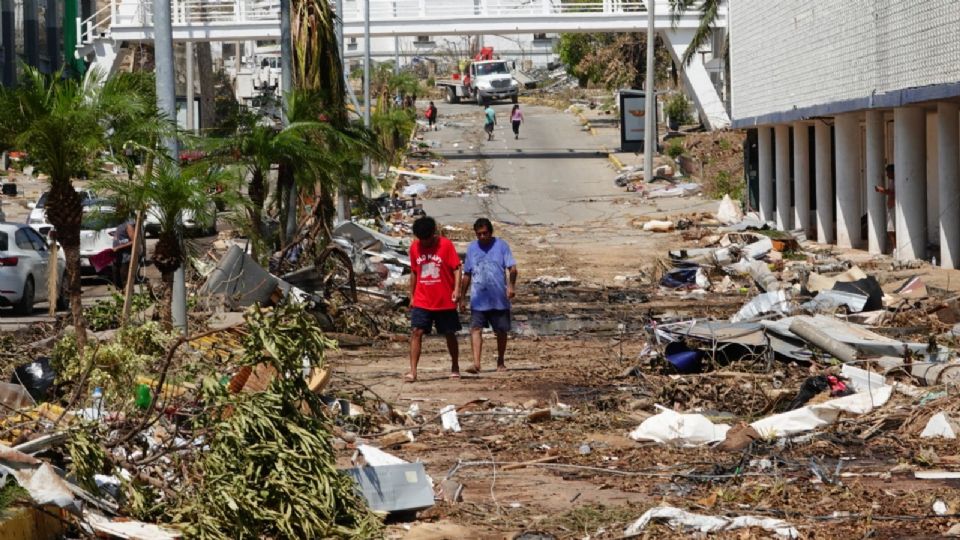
[574, 110, 598, 136]
[605, 150, 625, 170]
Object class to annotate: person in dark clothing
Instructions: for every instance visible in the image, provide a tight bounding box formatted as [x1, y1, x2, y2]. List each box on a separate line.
[111, 217, 137, 288]
[426, 101, 438, 131]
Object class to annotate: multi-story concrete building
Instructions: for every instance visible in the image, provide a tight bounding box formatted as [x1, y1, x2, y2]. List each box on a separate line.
[730, 0, 960, 267]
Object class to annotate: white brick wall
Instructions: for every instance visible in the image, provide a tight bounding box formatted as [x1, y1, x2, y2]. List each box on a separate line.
[730, 0, 960, 121]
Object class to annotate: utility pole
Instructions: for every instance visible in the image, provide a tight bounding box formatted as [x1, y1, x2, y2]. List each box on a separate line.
[362, 0, 372, 198]
[281, 0, 297, 239]
[644, 0, 656, 183]
[335, 0, 349, 223]
[154, 0, 186, 332]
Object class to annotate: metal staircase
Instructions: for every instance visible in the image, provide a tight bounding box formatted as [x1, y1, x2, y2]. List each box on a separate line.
[75, 0, 730, 128]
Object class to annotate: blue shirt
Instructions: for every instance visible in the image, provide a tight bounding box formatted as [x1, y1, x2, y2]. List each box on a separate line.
[464, 238, 516, 311]
[484, 107, 496, 125]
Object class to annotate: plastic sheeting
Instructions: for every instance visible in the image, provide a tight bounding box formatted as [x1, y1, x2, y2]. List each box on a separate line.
[628, 406, 730, 446]
[624, 505, 799, 538]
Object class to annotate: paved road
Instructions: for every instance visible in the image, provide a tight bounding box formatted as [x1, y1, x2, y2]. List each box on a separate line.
[420, 102, 626, 226]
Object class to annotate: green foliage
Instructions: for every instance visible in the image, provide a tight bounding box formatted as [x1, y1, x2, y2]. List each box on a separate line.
[171, 302, 382, 539]
[85, 293, 153, 331]
[666, 138, 686, 160]
[556, 33, 599, 86]
[52, 322, 174, 404]
[66, 425, 107, 494]
[708, 169, 745, 201]
[0, 479, 28, 520]
[664, 93, 694, 124]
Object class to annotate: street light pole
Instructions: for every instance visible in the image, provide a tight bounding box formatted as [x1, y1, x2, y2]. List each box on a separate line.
[281, 0, 298, 239]
[644, 0, 656, 183]
[362, 0, 372, 198]
[154, 0, 186, 332]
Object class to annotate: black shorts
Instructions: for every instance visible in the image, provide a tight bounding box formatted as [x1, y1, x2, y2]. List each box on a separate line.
[470, 309, 511, 333]
[411, 307, 462, 334]
[484, 123, 494, 133]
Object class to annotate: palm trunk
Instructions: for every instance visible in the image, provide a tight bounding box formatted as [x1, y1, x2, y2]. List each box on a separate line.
[159, 270, 174, 331]
[248, 168, 266, 261]
[277, 163, 294, 247]
[63, 246, 87, 351]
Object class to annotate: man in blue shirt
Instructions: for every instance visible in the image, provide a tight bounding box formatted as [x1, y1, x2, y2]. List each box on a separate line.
[484, 105, 496, 141]
[460, 218, 518, 373]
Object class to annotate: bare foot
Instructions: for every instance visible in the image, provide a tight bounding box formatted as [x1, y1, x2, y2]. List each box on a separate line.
[404, 372, 417, 383]
[449, 371, 461, 379]
[464, 365, 480, 374]
[497, 364, 507, 372]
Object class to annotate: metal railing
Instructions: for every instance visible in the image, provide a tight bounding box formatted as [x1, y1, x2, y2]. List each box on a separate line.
[79, 0, 718, 45]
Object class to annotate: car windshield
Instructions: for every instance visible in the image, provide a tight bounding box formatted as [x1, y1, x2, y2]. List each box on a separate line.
[36, 193, 48, 209]
[81, 205, 125, 230]
[0, 231, 6, 251]
[477, 63, 509, 75]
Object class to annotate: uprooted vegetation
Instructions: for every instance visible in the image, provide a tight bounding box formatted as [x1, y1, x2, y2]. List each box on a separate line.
[4, 303, 383, 538]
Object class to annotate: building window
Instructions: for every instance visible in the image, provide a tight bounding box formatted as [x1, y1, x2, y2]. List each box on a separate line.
[533, 33, 547, 40]
[348, 37, 357, 51]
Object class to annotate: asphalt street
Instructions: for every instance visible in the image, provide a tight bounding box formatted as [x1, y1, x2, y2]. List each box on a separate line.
[420, 101, 627, 226]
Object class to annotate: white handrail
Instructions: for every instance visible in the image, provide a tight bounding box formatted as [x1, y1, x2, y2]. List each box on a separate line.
[77, 0, 722, 43]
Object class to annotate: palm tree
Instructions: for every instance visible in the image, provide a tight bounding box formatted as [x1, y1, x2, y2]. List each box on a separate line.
[0, 67, 147, 351]
[218, 113, 331, 262]
[668, 0, 724, 66]
[97, 159, 222, 330]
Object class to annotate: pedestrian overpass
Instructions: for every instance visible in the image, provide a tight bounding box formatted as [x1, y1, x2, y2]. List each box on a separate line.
[76, 0, 729, 128]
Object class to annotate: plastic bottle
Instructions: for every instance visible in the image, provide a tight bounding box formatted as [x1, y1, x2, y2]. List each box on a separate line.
[134, 384, 151, 410]
[91, 387, 104, 420]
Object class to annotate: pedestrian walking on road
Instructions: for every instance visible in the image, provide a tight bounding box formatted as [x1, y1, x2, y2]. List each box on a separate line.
[407, 216, 463, 382]
[510, 104, 523, 139]
[425, 101, 438, 131]
[460, 218, 517, 373]
[484, 104, 496, 141]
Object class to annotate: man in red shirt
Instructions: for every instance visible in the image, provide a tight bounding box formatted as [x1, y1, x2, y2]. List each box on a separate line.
[407, 216, 463, 382]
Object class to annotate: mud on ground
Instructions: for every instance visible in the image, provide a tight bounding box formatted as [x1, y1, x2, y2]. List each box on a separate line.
[328, 217, 960, 540]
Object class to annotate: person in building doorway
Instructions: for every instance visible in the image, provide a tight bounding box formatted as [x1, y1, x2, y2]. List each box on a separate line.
[460, 218, 518, 373]
[510, 104, 523, 140]
[407, 216, 462, 382]
[425, 101, 438, 131]
[484, 104, 496, 141]
[874, 163, 895, 252]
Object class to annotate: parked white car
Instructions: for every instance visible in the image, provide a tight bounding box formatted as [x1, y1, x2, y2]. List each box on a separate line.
[78, 200, 125, 275]
[27, 189, 94, 237]
[0, 223, 66, 314]
[144, 204, 217, 238]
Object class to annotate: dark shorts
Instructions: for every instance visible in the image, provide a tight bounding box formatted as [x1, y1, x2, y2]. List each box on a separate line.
[411, 307, 462, 334]
[470, 309, 511, 333]
[484, 123, 494, 133]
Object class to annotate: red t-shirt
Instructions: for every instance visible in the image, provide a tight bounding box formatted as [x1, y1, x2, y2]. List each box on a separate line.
[410, 236, 460, 310]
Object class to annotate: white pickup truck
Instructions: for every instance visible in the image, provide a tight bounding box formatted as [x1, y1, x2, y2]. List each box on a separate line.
[436, 59, 520, 106]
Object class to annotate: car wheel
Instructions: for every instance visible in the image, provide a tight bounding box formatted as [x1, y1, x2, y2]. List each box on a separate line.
[13, 277, 34, 316]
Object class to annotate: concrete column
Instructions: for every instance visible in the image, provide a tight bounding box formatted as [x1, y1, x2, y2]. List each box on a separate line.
[793, 121, 811, 236]
[1, 0, 15, 86]
[758, 126, 774, 223]
[23, 0, 39, 68]
[45, 0, 60, 72]
[938, 102, 960, 268]
[894, 107, 927, 261]
[865, 110, 886, 254]
[834, 113, 862, 248]
[774, 124, 791, 230]
[814, 121, 835, 244]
